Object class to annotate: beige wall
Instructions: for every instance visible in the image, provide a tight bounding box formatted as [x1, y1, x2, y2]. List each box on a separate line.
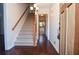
[49, 4, 59, 53]
[4, 3, 29, 50]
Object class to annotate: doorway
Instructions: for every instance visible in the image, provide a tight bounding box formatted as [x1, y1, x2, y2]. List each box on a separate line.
[0, 3, 5, 52]
[39, 14, 46, 35]
[38, 14, 47, 45]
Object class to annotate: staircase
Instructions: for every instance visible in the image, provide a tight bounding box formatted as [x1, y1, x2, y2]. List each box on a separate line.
[15, 14, 34, 46]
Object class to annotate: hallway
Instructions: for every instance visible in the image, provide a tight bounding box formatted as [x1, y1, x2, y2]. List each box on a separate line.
[5, 35, 58, 55]
[0, 3, 60, 55]
[1, 3, 79, 55]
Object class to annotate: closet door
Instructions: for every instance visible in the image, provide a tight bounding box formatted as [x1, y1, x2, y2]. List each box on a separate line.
[66, 4, 75, 55]
[60, 10, 66, 55]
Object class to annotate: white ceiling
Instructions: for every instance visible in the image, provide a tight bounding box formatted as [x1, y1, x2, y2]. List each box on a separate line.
[36, 3, 52, 9]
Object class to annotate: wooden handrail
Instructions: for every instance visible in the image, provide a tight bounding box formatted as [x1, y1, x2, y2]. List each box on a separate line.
[12, 6, 29, 31]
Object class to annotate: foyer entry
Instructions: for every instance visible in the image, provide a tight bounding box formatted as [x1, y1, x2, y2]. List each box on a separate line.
[5, 14, 58, 55]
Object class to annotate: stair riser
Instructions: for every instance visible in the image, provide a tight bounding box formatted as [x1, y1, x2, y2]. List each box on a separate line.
[21, 28, 33, 31]
[19, 33, 33, 35]
[17, 37, 33, 39]
[20, 31, 33, 32]
[15, 44, 34, 46]
[15, 41, 33, 44]
[22, 26, 33, 28]
[19, 32, 33, 34]
[23, 24, 33, 25]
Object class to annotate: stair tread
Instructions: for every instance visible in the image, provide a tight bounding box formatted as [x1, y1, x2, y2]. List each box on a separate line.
[19, 31, 33, 33]
[17, 37, 33, 39]
[15, 40, 33, 43]
[15, 44, 34, 46]
[20, 29, 33, 31]
[17, 36, 33, 38]
[17, 38, 33, 40]
[21, 30, 32, 31]
[19, 33, 33, 35]
[15, 41, 33, 44]
[18, 34, 33, 36]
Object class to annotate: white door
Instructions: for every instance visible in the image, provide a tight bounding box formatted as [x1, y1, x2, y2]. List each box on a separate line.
[66, 4, 75, 55]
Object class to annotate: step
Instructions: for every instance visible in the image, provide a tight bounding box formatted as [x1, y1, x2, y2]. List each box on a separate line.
[22, 24, 33, 26]
[24, 21, 33, 23]
[23, 22, 33, 23]
[16, 39, 33, 43]
[20, 28, 33, 30]
[19, 32, 33, 34]
[20, 30, 33, 33]
[19, 32, 33, 35]
[23, 23, 33, 25]
[20, 29, 33, 31]
[17, 36, 33, 39]
[20, 27, 33, 29]
[22, 25, 33, 28]
[20, 30, 33, 32]
[21, 28, 33, 30]
[15, 42, 34, 46]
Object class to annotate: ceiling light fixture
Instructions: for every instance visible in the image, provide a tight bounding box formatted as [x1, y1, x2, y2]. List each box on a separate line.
[30, 6, 33, 10]
[34, 4, 37, 8]
[30, 3, 39, 11]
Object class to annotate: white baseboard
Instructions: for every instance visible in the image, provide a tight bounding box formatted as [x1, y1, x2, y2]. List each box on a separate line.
[49, 40, 59, 53]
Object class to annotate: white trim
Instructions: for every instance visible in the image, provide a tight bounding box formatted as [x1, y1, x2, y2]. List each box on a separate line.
[3, 4, 8, 50]
[49, 40, 59, 53]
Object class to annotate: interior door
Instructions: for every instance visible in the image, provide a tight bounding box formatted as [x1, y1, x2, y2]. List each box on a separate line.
[60, 10, 66, 55]
[0, 3, 5, 51]
[66, 4, 75, 55]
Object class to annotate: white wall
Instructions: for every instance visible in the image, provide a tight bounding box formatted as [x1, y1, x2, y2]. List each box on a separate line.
[49, 4, 59, 53]
[4, 3, 29, 50]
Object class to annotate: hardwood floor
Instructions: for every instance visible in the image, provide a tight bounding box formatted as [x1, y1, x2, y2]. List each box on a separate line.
[0, 50, 5, 55]
[1, 34, 58, 55]
[0, 35, 5, 55]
